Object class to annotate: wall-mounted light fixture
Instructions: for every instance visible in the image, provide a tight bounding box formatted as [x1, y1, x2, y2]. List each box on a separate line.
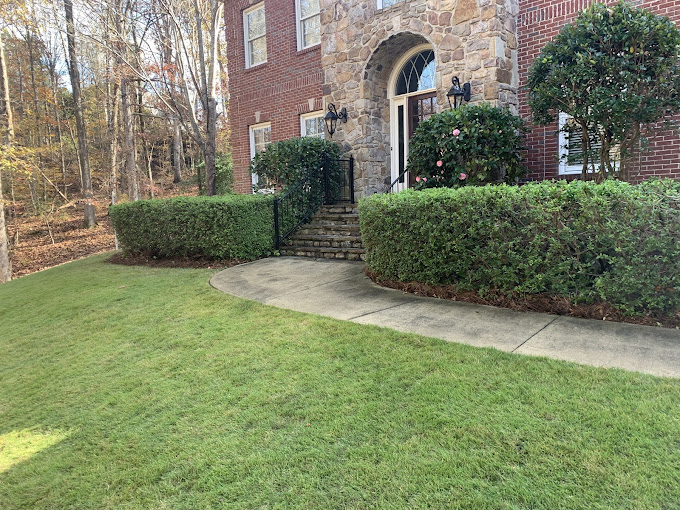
[446, 76, 471, 109]
[324, 103, 348, 138]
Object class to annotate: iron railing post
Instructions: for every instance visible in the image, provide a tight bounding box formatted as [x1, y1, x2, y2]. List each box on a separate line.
[274, 198, 280, 251]
[349, 156, 355, 204]
[323, 154, 331, 205]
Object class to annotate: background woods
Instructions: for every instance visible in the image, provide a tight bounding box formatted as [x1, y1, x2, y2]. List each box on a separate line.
[0, 0, 230, 281]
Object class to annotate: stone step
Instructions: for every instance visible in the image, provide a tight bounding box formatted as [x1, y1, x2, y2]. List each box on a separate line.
[318, 204, 358, 214]
[308, 215, 361, 226]
[295, 224, 362, 236]
[286, 234, 364, 249]
[279, 245, 366, 261]
[312, 212, 360, 220]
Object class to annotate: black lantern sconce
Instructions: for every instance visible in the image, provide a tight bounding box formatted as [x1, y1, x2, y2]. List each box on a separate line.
[446, 76, 471, 109]
[324, 103, 348, 138]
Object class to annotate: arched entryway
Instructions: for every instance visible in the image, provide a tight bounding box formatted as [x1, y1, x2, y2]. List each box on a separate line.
[388, 45, 438, 192]
[356, 32, 434, 196]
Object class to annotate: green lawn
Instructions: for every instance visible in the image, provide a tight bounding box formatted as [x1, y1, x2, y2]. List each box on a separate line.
[1, 254, 679, 509]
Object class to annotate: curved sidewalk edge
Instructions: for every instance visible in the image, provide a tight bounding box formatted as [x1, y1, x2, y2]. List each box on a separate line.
[210, 257, 680, 378]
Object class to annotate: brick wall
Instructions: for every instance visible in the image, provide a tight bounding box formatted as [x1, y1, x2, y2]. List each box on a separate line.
[225, 0, 323, 193]
[518, 0, 680, 182]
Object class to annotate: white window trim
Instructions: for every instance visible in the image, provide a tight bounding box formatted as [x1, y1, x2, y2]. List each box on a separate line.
[250, 122, 271, 188]
[558, 112, 620, 175]
[558, 112, 584, 175]
[377, 0, 404, 9]
[300, 110, 325, 138]
[295, 0, 321, 51]
[243, 3, 266, 69]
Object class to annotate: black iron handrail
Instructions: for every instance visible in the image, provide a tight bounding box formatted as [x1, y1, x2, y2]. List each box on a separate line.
[384, 168, 409, 194]
[273, 156, 355, 251]
[273, 169, 323, 251]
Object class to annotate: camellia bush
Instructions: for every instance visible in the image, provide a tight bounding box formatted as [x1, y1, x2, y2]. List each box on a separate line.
[110, 195, 274, 260]
[359, 179, 680, 317]
[528, 2, 680, 180]
[406, 104, 526, 188]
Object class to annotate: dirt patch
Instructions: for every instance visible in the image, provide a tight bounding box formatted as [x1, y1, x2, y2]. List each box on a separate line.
[107, 252, 248, 270]
[8, 205, 116, 278]
[365, 268, 680, 330]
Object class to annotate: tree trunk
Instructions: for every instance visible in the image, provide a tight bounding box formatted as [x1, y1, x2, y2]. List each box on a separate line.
[0, 171, 10, 283]
[172, 119, 183, 183]
[64, 0, 97, 227]
[0, 34, 14, 144]
[120, 78, 139, 201]
[0, 33, 13, 282]
[114, 1, 139, 202]
[107, 81, 120, 204]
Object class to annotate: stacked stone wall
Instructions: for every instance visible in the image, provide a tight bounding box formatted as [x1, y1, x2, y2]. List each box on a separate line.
[321, 0, 519, 196]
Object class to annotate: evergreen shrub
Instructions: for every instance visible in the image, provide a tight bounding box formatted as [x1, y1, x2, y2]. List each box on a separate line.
[110, 195, 274, 260]
[359, 180, 680, 316]
[249, 137, 343, 198]
[406, 104, 526, 188]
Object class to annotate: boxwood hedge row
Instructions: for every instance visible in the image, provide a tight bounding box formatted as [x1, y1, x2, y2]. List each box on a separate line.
[109, 195, 274, 260]
[359, 180, 680, 316]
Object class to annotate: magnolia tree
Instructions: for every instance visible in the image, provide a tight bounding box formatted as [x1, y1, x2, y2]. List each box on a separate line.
[527, 2, 680, 181]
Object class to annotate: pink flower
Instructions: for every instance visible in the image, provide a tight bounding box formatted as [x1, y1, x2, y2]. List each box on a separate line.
[498, 130, 503, 134]
[423, 177, 427, 182]
[436, 160, 443, 167]
[416, 176, 421, 182]
[441, 170, 445, 174]
[452, 129, 460, 136]
[460, 173, 467, 180]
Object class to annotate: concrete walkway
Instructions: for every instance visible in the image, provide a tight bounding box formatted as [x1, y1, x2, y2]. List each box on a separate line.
[210, 257, 680, 378]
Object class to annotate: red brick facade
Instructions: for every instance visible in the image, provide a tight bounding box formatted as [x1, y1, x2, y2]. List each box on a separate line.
[518, 0, 680, 182]
[226, 0, 680, 193]
[225, 0, 323, 193]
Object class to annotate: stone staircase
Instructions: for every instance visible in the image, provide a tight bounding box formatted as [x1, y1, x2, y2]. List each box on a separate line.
[280, 204, 365, 261]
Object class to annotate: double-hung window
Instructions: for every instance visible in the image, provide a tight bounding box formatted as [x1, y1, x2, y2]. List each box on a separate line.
[558, 113, 619, 175]
[296, 0, 320, 50]
[377, 0, 405, 9]
[250, 123, 272, 189]
[244, 3, 266, 68]
[300, 111, 325, 139]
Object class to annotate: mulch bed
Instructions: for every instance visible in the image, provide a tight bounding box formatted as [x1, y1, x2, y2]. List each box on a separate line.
[365, 268, 680, 330]
[107, 252, 249, 271]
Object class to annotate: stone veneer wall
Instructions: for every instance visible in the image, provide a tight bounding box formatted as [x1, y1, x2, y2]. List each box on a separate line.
[320, 0, 520, 197]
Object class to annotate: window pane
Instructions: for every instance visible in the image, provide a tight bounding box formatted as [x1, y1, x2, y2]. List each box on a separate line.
[247, 7, 265, 39]
[254, 126, 271, 153]
[381, 0, 404, 8]
[304, 116, 324, 138]
[395, 50, 435, 96]
[302, 15, 320, 48]
[300, 0, 319, 19]
[249, 36, 267, 66]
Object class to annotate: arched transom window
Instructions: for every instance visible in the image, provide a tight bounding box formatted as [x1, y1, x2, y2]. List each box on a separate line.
[394, 50, 435, 96]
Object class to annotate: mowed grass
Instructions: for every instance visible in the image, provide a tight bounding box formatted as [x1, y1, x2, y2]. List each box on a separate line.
[1, 255, 679, 509]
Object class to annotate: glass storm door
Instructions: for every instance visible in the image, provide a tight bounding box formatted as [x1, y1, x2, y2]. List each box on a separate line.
[407, 92, 437, 187]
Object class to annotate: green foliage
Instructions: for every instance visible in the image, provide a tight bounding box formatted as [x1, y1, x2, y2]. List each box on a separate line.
[109, 195, 274, 260]
[406, 104, 526, 188]
[528, 2, 680, 179]
[249, 136, 343, 195]
[215, 153, 234, 195]
[360, 180, 680, 316]
[1, 255, 680, 509]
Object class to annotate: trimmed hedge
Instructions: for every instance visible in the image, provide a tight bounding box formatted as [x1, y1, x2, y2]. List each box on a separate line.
[359, 180, 680, 316]
[110, 195, 274, 260]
